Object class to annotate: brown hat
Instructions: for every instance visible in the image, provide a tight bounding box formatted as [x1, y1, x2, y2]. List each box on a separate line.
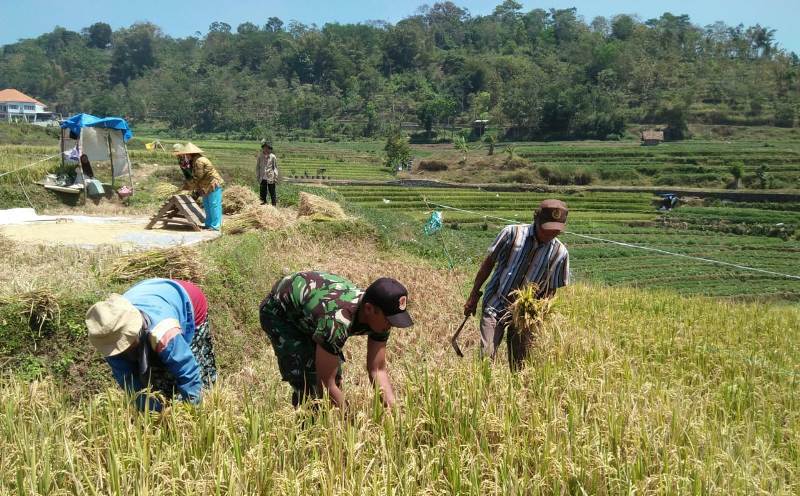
[86, 294, 142, 357]
[173, 142, 204, 156]
[535, 199, 568, 231]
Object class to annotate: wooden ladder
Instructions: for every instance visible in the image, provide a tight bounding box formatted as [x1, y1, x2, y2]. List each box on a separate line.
[146, 194, 206, 231]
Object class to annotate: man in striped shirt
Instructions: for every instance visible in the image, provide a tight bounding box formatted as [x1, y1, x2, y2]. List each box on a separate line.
[464, 199, 570, 370]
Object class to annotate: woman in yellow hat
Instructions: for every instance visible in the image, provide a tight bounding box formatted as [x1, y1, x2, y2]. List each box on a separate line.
[175, 142, 224, 230]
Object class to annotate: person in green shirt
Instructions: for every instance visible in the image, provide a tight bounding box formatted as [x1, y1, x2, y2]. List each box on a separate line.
[259, 271, 413, 409]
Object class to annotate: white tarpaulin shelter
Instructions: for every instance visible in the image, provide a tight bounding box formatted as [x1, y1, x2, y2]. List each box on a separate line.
[60, 113, 134, 194]
[79, 126, 131, 178]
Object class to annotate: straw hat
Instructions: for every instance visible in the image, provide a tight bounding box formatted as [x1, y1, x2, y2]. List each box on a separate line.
[172, 143, 184, 154]
[86, 294, 143, 357]
[174, 142, 204, 156]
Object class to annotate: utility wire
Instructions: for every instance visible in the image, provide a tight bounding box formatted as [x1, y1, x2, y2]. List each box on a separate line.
[423, 199, 800, 282]
[0, 153, 61, 178]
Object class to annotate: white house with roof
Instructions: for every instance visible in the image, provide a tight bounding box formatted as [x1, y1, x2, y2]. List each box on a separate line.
[0, 89, 58, 125]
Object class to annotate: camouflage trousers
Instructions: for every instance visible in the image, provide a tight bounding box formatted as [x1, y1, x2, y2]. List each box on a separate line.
[259, 297, 343, 407]
[148, 319, 218, 397]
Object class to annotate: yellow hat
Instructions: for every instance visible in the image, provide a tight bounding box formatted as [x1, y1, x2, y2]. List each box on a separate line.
[174, 142, 204, 156]
[85, 294, 143, 357]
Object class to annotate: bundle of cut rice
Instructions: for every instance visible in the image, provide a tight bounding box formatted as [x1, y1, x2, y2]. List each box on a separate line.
[296, 192, 347, 220]
[17, 288, 61, 335]
[109, 246, 205, 283]
[153, 182, 180, 198]
[510, 283, 553, 333]
[222, 185, 260, 214]
[508, 283, 555, 369]
[224, 205, 292, 234]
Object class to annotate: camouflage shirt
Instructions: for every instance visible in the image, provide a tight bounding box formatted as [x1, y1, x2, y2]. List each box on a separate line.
[268, 271, 389, 355]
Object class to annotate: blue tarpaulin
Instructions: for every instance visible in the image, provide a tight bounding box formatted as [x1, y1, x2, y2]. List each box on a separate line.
[60, 113, 133, 142]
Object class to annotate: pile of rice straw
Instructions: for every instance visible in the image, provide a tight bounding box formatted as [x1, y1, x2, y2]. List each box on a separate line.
[108, 246, 206, 282]
[297, 192, 347, 220]
[224, 205, 293, 234]
[223, 185, 260, 214]
[153, 182, 180, 198]
[4, 288, 62, 336]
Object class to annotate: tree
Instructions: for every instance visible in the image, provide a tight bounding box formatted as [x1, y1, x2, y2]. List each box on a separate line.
[660, 102, 690, 141]
[728, 162, 744, 189]
[85, 22, 112, 49]
[109, 24, 158, 86]
[611, 15, 636, 40]
[265, 17, 284, 33]
[384, 132, 411, 170]
[236, 22, 259, 35]
[416, 94, 457, 139]
[483, 132, 497, 155]
[454, 135, 470, 163]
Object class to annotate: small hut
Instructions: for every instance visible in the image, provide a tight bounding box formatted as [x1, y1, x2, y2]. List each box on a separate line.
[641, 130, 664, 146]
[57, 114, 134, 197]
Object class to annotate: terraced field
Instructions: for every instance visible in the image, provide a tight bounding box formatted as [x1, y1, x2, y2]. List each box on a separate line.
[335, 185, 800, 301]
[514, 141, 800, 188]
[182, 140, 393, 181]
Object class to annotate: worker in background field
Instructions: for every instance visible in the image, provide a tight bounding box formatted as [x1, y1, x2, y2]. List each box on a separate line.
[463, 199, 570, 371]
[85, 278, 217, 411]
[176, 142, 224, 230]
[259, 271, 413, 409]
[257, 140, 279, 206]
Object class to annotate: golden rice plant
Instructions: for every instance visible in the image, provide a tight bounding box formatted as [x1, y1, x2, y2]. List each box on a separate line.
[222, 185, 260, 214]
[108, 246, 206, 282]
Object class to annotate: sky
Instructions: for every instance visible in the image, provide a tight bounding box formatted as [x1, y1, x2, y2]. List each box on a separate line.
[1, 0, 798, 54]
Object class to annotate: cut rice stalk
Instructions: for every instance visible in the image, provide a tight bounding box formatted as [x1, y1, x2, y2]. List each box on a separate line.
[153, 182, 180, 198]
[296, 192, 347, 220]
[222, 185, 260, 214]
[224, 205, 291, 234]
[510, 283, 553, 334]
[109, 246, 206, 282]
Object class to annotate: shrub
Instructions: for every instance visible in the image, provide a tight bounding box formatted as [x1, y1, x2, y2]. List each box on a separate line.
[503, 156, 529, 170]
[539, 166, 594, 185]
[501, 170, 537, 183]
[417, 160, 449, 172]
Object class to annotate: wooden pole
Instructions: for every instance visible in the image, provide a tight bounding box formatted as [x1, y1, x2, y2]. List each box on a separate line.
[107, 131, 114, 190]
[125, 141, 133, 195]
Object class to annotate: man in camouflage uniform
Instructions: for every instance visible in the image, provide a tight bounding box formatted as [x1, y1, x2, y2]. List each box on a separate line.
[259, 271, 413, 408]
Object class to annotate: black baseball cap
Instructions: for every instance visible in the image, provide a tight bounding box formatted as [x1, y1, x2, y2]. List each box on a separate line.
[362, 277, 413, 328]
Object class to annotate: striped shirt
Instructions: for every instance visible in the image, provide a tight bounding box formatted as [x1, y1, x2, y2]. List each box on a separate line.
[482, 224, 570, 317]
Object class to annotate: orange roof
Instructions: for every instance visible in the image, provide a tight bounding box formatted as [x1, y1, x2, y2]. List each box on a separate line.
[0, 89, 45, 106]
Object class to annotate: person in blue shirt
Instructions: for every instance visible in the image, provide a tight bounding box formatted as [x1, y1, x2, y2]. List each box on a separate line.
[85, 278, 217, 411]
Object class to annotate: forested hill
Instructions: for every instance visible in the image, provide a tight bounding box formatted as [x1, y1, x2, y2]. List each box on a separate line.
[1, 1, 798, 139]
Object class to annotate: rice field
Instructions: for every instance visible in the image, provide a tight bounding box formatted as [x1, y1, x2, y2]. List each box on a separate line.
[2, 228, 799, 494]
[335, 186, 800, 301]
[1, 132, 799, 493]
